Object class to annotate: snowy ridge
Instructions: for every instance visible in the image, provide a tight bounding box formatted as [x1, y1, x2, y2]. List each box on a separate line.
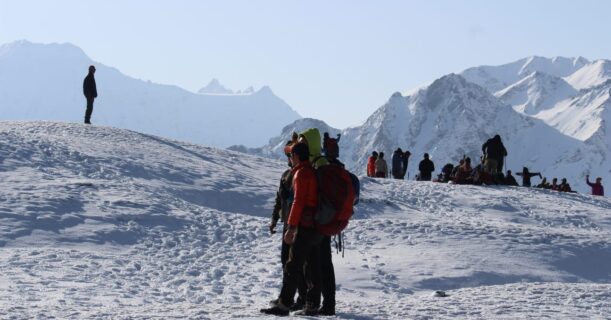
[461, 56, 588, 93]
[0, 40, 301, 148]
[197, 78, 234, 94]
[0, 121, 610, 318]
[565, 59, 611, 90]
[461, 56, 611, 143]
[197, 78, 255, 95]
[227, 117, 341, 159]
[495, 71, 577, 115]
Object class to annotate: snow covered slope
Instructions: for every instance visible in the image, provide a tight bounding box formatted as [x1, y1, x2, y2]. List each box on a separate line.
[565, 60, 611, 90]
[0, 40, 300, 148]
[495, 71, 577, 115]
[0, 121, 610, 319]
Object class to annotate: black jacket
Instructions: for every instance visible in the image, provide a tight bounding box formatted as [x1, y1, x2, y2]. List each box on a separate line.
[418, 158, 435, 180]
[505, 174, 519, 186]
[482, 137, 507, 161]
[516, 171, 541, 187]
[83, 73, 98, 98]
[271, 169, 293, 225]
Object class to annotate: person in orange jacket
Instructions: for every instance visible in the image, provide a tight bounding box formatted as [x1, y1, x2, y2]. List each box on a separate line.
[367, 151, 378, 177]
[261, 142, 323, 316]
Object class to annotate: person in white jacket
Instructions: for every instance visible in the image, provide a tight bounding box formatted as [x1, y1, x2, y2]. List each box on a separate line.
[375, 152, 388, 178]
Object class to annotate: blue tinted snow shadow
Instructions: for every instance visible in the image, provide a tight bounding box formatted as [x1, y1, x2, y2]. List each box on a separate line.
[413, 272, 547, 290]
[551, 243, 611, 282]
[0, 211, 190, 246]
[169, 187, 271, 217]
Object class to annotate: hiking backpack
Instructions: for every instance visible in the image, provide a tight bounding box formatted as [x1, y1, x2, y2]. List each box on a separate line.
[314, 162, 358, 236]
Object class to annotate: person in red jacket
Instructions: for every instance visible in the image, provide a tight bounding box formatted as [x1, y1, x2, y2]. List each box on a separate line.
[586, 175, 604, 196]
[261, 142, 323, 316]
[367, 151, 378, 177]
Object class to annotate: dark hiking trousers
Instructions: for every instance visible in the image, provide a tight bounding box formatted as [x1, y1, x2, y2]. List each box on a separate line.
[320, 236, 336, 309]
[280, 227, 323, 307]
[85, 97, 94, 123]
[281, 225, 307, 305]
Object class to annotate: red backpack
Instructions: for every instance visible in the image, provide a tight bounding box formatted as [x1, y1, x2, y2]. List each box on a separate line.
[314, 162, 356, 236]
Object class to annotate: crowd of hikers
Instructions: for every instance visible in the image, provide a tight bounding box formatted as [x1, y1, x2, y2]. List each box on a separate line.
[262, 130, 358, 316]
[367, 134, 604, 197]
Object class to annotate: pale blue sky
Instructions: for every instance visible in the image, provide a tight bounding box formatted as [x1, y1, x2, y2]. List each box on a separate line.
[1, 0, 610, 128]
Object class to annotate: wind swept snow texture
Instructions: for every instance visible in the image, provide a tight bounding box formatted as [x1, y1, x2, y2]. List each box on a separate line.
[1, 121, 610, 319]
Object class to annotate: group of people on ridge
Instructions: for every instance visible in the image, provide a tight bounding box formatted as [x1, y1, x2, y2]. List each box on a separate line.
[261, 130, 345, 316]
[366, 149, 414, 179]
[367, 134, 604, 196]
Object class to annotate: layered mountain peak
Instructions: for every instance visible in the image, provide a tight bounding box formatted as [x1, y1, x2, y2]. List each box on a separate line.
[254, 85, 274, 96]
[461, 56, 589, 93]
[496, 71, 577, 115]
[197, 79, 270, 96]
[564, 59, 611, 90]
[422, 73, 503, 115]
[197, 78, 234, 94]
[519, 56, 589, 79]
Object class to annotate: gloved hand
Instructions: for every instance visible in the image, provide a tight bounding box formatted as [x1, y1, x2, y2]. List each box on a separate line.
[269, 221, 277, 234]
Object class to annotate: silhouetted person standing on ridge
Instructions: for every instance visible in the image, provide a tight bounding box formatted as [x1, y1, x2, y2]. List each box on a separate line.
[418, 153, 435, 181]
[482, 135, 507, 174]
[83, 65, 97, 124]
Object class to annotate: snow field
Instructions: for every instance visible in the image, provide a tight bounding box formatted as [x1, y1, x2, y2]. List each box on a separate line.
[1, 121, 610, 319]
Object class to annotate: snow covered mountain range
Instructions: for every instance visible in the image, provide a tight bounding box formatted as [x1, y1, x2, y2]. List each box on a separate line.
[1, 121, 610, 318]
[241, 56, 610, 193]
[0, 40, 300, 147]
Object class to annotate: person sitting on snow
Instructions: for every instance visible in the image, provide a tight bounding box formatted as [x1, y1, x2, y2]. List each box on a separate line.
[505, 170, 519, 186]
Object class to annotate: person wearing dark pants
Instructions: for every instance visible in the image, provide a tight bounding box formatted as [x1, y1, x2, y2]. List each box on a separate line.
[319, 236, 336, 315]
[279, 227, 323, 314]
[261, 142, 322, 316]
[269, 143, 307, 310]
[418, 153, 435, 181]
[83, 65, 97, 124]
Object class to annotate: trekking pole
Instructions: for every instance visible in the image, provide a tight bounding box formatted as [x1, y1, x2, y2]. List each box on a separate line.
[339, 232, 344, 258]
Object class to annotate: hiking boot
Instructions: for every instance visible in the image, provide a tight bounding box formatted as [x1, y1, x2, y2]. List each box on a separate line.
[293, 306, 319, 316]
[289, 298, 305, 311]
[318, 305, 336, 316]
[293, 302, 320, 316]
[260, 300, 290, 316]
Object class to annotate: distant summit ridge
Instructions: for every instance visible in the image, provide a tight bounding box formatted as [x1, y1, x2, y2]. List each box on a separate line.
[197, 78, 257, 95]
[197, 78, 233, 94]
